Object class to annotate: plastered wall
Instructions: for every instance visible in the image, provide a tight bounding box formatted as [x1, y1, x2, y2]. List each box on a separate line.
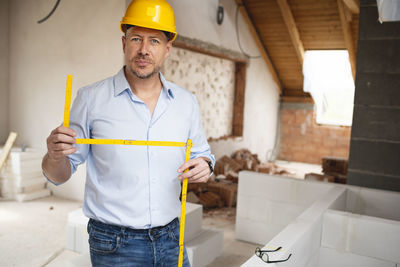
[8, 0, 125, 200]
[0, 0, 9, 143]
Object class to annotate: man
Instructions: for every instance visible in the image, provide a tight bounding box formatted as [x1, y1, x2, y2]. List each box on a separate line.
[42, 0, 214, 266]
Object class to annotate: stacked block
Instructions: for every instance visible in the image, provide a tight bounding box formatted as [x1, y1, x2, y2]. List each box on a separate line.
[237, 171, 400, 267]
[0, 147, 50, 201]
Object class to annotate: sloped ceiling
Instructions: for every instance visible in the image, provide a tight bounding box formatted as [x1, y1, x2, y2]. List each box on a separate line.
[240, 0, 359, 102]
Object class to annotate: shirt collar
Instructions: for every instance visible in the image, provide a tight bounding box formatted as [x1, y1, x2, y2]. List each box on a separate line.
[114, 67, 174, 99]
[159, 72, 175, 99]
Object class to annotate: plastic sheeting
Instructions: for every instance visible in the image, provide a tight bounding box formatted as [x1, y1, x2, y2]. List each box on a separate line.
[377, 0, 400, 23]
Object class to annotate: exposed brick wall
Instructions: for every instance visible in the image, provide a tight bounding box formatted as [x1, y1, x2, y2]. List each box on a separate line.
[278, 104, 351, 164]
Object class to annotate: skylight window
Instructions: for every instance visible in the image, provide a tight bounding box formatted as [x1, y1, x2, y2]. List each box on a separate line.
[303, 50, 355, 126]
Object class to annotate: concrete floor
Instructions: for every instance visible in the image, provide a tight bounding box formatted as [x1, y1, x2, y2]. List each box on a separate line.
[0, 196, 82, 267]
[203, 208, 259, 267]
[0, 195, 257, 267]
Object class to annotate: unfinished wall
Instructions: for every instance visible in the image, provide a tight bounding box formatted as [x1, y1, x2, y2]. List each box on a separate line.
[8, 0, 125, 200]
[348, 0, 400, 192]
[162, 47, 235, 139]
[279, 103, 351, 164]
[169, 0, 280, 161]
[0, 0, 9, 143]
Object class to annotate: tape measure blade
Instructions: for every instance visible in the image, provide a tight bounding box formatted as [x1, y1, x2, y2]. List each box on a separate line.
[178, 139, 192, 267]
[63, 75, 73, 128]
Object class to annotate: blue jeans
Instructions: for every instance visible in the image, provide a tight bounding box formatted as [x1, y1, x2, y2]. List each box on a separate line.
[87, 217, 191, 267]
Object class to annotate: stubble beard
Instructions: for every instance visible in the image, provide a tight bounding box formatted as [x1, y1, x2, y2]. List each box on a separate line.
[128, 62, 161, 80]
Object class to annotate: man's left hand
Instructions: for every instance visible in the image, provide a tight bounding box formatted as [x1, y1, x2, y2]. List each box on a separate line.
[177, 157, 211, 183]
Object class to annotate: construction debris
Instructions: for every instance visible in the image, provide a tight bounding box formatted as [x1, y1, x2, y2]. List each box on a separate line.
[322, 156, 348, 175]
[207, 181, 237, 208]
[198, 191, 224, 208]
[214, 155, 242, 175]
[190, 150, 349, 210]
[304, 172, 335, 183]
[257, 162, 290, 175]
[322, 156, 348, 184]
[231, 149, 260, 171]
[187, 148, 290, 210]
[187, 191, 200, 203]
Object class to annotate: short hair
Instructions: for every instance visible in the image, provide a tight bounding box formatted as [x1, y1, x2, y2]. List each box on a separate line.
[125, 24, 173, 41]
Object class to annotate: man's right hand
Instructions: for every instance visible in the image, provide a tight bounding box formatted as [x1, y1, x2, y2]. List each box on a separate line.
[42, 126, 77, 184]
[46, 126, 77, 161]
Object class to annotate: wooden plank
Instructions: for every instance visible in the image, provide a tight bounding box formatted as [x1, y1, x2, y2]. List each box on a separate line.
[235, 0, 282, 91]
[233, 63, 246, 136]
[276, 0, 305, 65]
[282, 96, 314, 103]
[173, 35, 248, 64]
[344, 3, 353, 22]
[342, 0, 360, 14]
[0, 132, 18, 171]
[337, 0, 357, 80]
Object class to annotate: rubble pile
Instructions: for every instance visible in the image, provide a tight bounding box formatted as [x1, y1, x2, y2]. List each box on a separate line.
[188, 149, 289, 209]
[305, 156, 348, 184]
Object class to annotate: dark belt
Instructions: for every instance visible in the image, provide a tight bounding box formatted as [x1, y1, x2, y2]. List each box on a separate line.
[88, 217, 179, 234]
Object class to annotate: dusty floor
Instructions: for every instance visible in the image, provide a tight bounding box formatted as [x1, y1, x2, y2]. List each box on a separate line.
[0, 196, 82, 267]
[0, 195, 258, 267]
[203, 208, 259, 267]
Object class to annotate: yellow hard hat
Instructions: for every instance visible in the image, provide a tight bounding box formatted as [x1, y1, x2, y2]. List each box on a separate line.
[121, 0, 177, 41]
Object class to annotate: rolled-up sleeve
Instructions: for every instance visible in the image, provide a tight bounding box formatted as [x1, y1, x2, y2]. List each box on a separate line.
[67, 88, 90, 175]
[188, 94, 215, 169]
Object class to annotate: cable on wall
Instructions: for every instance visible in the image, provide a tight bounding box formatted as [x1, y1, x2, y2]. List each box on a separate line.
[37, 0, 61, 24]
[235, 3, 261, 59]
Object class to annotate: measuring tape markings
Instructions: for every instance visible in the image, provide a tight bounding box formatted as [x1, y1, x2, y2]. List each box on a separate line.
[178, 139, 191, 267]
[75, 138, 186, 147]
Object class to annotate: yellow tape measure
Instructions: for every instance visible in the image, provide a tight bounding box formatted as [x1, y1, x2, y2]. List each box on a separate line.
[63, 75, 73, 128]
[76, 138, 186, 147]
[63, 75, 191, 267]
[178, 139, 191, 267]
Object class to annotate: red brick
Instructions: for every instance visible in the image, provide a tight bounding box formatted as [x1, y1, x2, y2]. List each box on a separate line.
[336, 137, 350, 147]
[281, 125, 291, 136]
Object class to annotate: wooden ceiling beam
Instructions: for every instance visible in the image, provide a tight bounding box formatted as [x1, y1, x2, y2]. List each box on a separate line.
[276, 0, 305, 65]
[282, 96, 314, 103]
[342, 0, 360, 14]
[235, 0, 282, 91]
[337, 0, 357, 80]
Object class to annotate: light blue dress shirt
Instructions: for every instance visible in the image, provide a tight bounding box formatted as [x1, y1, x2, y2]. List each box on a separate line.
[63, 68, 215, 229]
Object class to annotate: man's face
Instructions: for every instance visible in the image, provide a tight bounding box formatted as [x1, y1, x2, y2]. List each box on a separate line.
[122, 26, 172, 80]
